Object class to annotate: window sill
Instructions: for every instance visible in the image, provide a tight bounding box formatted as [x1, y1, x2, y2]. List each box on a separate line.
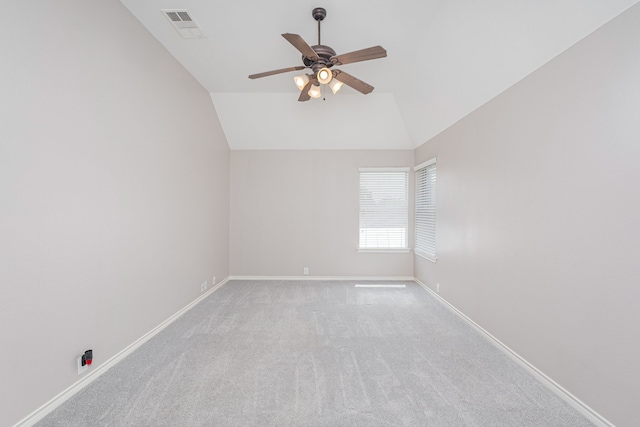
[415, 251, 437, 263]
[358, 248, 411, 254]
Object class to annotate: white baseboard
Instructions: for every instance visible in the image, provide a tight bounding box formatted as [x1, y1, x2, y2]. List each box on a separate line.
[228, 275, 416, 281]
[16, 276, 609, 427]
[13, 277, 230, 427]
[413, 279, 613, 427]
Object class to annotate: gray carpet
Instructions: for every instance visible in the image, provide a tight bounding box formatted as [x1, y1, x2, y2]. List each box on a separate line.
[37, 280, 594, 426]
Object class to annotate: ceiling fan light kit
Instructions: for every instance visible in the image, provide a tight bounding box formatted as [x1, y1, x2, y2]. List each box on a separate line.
[248, 7, 387, 102]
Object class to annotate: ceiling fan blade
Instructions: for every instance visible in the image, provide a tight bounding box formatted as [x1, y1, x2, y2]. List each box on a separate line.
[331, 46, 387, 66]
[298, 79, 314, 102]
[249, 66, 306, 79]
[333, 70, 374, 94]
[282, 33, 319, 61]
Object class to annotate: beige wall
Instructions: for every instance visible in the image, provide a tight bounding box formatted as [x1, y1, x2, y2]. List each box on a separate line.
[230, 150, 414, 278]
[0, 1, 230, 425]
[414, 4, 640, 426]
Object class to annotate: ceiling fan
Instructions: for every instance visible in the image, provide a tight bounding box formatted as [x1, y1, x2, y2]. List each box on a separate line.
[248, 7, 387, 102]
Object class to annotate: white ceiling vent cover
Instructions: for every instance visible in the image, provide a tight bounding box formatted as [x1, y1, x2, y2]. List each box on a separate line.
[162, 9, 205, 39]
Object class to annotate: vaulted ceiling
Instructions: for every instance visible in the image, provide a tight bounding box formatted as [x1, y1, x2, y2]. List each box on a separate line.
[120, 0, 639, 150]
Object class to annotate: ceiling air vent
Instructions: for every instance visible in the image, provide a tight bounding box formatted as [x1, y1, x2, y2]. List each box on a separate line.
[162, 9, 205, 39]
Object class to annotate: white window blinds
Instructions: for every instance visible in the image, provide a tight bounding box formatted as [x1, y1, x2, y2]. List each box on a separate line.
[359, 168, 409, 249]
[415, 159, 436, 260]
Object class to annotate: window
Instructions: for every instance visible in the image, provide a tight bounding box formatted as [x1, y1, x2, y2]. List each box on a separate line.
[359, 168, 409, 250]
[414, 158, 436, 261]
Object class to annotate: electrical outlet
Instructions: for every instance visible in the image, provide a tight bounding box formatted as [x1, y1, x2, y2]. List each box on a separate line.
[303, 267, 309, 275]
[436, 283, 440, 293]
[212, 276, 216, 285]
[200, 282, 204, 292]
[204, 280, 208, 291]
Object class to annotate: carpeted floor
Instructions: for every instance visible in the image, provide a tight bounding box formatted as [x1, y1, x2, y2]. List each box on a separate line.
[36, 280, 594, 426]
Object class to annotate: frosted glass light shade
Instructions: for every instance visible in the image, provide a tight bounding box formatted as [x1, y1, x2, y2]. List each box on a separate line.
[293, 74, 309, 90]
[329, 79, 343, 94]
[308, 84, 322, 98]
[317, 67, 332, 84]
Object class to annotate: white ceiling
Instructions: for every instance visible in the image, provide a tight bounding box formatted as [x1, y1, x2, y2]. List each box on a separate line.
[120, 0, 639, 150]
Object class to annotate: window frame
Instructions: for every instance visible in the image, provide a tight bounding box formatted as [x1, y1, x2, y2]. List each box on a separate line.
[414, 158, 437, 262]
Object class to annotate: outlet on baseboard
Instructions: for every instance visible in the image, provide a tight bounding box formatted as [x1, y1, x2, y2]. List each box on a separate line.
[303, 267, 309, 275]
[212, 276, 216, 285]
[436, 283, 440, 293]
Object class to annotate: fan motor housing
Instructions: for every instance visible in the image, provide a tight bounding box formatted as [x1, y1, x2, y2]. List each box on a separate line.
[304, 44, 337, 71]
